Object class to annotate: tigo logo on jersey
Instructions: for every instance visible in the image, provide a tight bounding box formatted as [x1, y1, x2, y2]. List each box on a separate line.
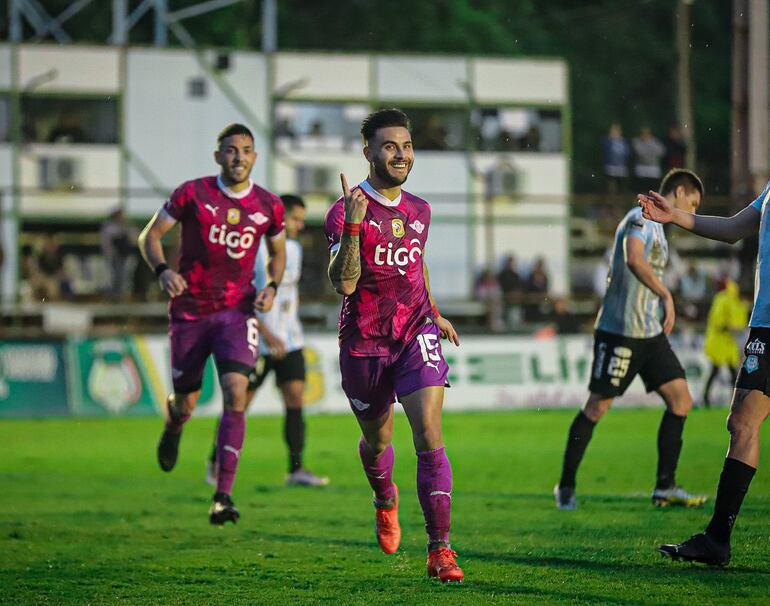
[391, 219, 405, 238]
[208, 225, 257, 259]
[227, 208, 241, 225]
[747, 339, 765, 355]
[374, 239, 423, 276]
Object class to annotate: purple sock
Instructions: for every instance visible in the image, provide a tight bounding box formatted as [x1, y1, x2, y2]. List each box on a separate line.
[417, 447, 453, 545]
[164, 398, 191, 434]
[216, 410, 246, 495]
[358, 437, 395, 503]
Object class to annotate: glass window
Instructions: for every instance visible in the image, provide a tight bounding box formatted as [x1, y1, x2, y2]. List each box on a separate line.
[274, 102, 368, 152]
[472, 108, 562, 153]
[21, 96, 118, 144]
[395, 107, 468, 151]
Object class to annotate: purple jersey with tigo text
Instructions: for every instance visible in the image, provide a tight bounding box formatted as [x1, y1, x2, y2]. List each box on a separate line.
[163, 176, 284, 321]
[324, 180, 434, 356]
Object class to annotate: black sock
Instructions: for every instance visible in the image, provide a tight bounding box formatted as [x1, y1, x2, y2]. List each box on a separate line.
[705, 457, 756, 543]
[656, 410, 686, 489]
[284, 408, 305, 473]
[559, 411, 597, 488]
[703, 366, 719, 407]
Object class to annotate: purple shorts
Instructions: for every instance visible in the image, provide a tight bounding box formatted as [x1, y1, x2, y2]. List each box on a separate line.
[169, 308, 258, 393]
[339, 322, 450, 420]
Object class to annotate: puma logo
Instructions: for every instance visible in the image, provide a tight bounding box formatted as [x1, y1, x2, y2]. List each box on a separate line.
[369, 219, 383, 233]
[204, 204, 219, 217]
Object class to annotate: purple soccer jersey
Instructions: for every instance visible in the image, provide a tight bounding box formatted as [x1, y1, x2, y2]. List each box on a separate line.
[163, 176, 285, 322]
[323, 181, 434, 357]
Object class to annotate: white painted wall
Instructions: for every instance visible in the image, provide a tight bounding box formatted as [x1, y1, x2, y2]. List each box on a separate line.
[472, 58, 567, 105]
[124, 49, 270, 217]
[376, 56, 469, 102]
[18, 45, 120, 93]
[18, 144, 121, 217]
[274, 53, 370, 101]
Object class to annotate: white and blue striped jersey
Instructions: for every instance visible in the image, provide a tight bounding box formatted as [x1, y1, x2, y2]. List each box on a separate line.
[595, 207, 669, 338]
[749, 181, 770, 327]
[254, 237, 304, 354]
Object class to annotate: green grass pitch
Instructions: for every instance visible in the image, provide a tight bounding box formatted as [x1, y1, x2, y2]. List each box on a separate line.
[2, 408, 770, 605]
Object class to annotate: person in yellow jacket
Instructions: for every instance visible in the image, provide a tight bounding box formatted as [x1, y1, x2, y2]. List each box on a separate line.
[703, 278, 748, 407]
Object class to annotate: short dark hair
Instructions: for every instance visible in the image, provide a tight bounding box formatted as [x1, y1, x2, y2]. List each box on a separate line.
[360, 108, 411, 142]
[280, 194, 305, 211]
[659, 168, 704, 197]
[217, 123, 254, 145]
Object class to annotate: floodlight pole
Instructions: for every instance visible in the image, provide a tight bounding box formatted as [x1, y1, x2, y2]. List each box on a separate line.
[675, 0, 695, 168]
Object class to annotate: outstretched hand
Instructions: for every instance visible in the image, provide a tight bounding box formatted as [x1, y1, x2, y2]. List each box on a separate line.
[638, 190, 675, 224]
[341, 173, 368, 224]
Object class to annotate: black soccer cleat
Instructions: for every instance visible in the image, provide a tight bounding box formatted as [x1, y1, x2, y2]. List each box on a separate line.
[209, 492, 240, 526]
[659, 532, 731, 567]
[157, 429, 181, 472]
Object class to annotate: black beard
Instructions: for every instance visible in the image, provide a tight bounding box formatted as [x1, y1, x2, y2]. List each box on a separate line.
[372, 161, 408, 187]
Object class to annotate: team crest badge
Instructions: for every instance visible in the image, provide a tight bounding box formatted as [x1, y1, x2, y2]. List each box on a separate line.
[391, 219, 405, 238]
[745, 355, 760, 374]
[227, 208, 241, 225]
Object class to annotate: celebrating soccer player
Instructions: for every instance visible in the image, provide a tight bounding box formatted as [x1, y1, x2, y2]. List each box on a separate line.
[641, 179, 770, 566]
[138, 124, 286, 525]
[323, 108, 464, 583]
[555, 169, 707, 511]
[206, 194, 329, 488]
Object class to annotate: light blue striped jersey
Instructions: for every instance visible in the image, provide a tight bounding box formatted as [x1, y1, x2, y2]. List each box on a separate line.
[595, 207, 668, 338]
[254, 237, 304, 354]
[748, 181, 770, 327]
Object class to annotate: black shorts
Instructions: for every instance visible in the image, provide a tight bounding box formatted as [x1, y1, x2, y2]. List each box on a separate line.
[588, 330, 686, 398]
[248, 348, 306, 391]
[735, 328, 770, 395]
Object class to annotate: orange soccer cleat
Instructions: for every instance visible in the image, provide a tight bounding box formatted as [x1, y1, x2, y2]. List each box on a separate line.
[427, 547, 464, 583]
[375, 484, 401, 554]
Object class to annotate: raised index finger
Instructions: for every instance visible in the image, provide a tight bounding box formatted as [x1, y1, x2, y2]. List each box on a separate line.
[340, 173, 351, 199]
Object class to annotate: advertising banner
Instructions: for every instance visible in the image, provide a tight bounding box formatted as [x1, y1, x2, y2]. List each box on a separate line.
[0, 340, 69, 417]
[69, 336, 218, 416]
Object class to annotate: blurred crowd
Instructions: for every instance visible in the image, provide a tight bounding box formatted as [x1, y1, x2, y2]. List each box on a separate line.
[473, 254, 573, 333]
[602, 122, 688, 195]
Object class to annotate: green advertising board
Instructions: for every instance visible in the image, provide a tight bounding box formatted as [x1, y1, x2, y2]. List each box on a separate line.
[0, 340, 69, 417]
[69, 336, 216, 417]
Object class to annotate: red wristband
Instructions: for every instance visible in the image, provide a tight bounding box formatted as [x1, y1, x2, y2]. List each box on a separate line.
[431, 303, 440, 318]
[343, 221, 360, 237]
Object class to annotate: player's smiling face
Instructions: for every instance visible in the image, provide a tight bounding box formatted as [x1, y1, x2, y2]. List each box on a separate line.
[365, 126, 414, 187]
[214, 134, 256, 188]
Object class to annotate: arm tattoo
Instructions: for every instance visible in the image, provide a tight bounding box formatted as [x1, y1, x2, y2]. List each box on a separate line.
[329, 234, 361, 288]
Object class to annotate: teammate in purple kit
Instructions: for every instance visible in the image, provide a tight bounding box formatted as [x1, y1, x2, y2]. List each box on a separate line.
[138, 124, 286, 525]
[324, 108, 464, 583]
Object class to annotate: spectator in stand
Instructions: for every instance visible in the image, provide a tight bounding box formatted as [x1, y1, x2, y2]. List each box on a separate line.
[35, 234, 71, 301]
[602, 123, 631, 195]
[663, 124, 688, 171]
[678, 261, 708, 322]
[497, 254, 522, 325]
[474, 268, 505, 332]
[524, 257, 550, 322]
[526, 257, 550, 294]
[100, 209, 137, 302]
[632, 126, 665, 192]
[551, 298, 582, 334]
